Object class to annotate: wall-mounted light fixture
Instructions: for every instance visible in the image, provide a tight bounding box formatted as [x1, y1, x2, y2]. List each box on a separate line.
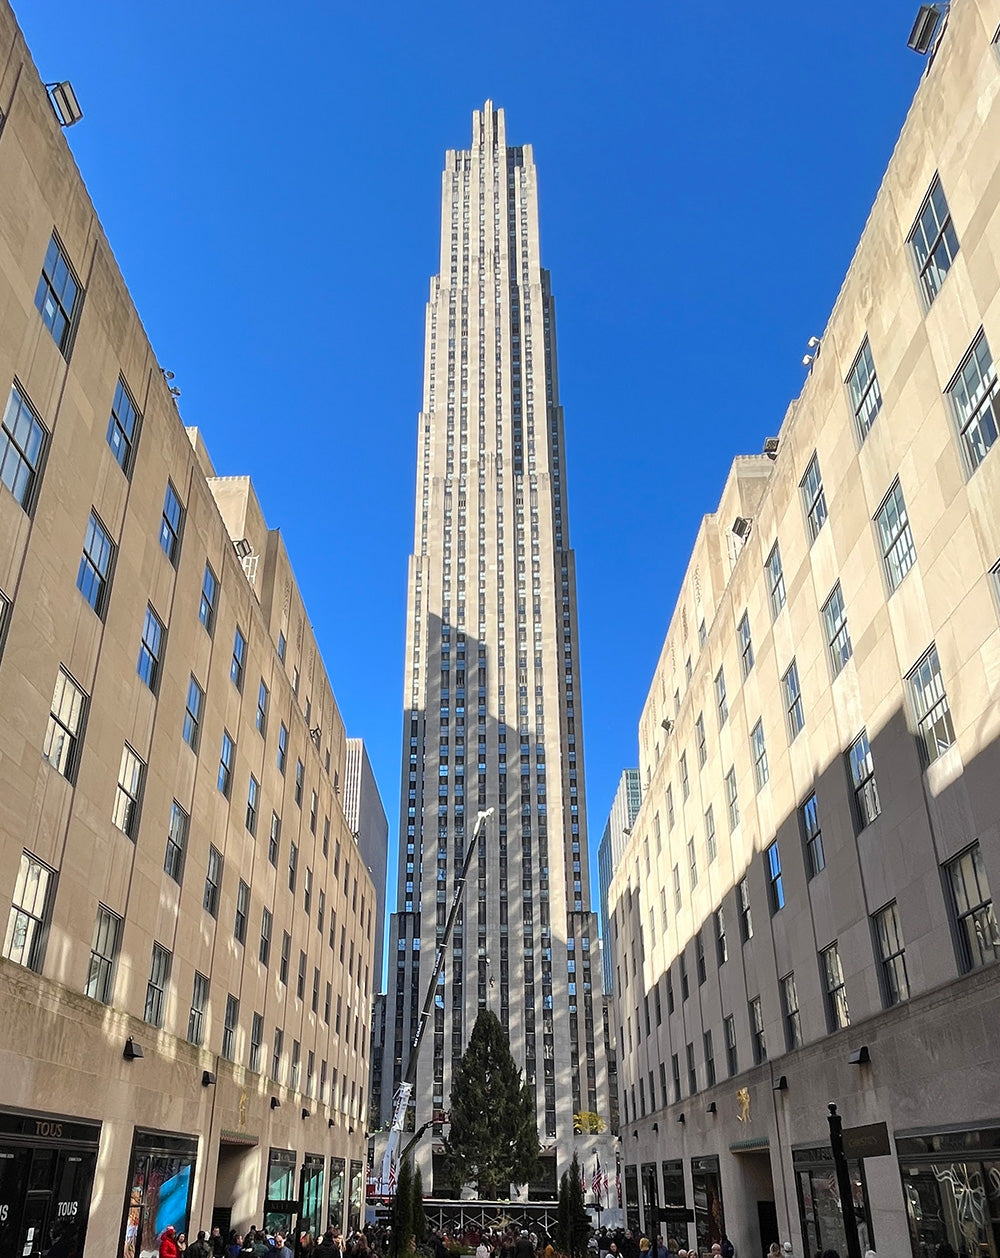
[678, 1113, 686, 1125]
[773, 1075, 788, 1092]
[201, 1071, 217, 1088]
[706, 1102, 717, 1114]
[45, 81, 83, 126]
[302, 1108, 310, 1120]
[270, 1096, 281, 1110]
[848, 1046, 871, 1065]
[123, 1037, 143, 1061]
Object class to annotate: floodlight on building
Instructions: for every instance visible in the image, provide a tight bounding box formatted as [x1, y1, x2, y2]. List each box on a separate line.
[302, 1108, 310, 1120]
[807, 336, 821, 349]
[706, 1102, 717, 1114]
[732, 517, 752, 540]
[233, 538, 253, 559]
[848, 1045, 871, 1065]
[908, 4, 945, 53]
[678, 1113, 686, 1125]
[661, 718, 673, 734]
[202, 1071, 217, 1087]
[123, 1037, 143, 1061]
[270, 1096, 281, 1109]
[45, 81, 83, 127]
[773, 1075, 788, 1091]
[764, 438, 780, 460]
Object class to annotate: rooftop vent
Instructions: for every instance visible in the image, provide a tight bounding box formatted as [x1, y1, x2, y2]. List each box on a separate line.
[907, 4, 944, 53]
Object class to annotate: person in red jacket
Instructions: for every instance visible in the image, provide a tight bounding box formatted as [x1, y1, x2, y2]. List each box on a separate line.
[160, 1226, 180, 1258]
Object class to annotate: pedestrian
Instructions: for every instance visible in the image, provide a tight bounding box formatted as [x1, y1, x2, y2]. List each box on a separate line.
[189, 1233, 212, 1258]
[768, 1246, 781, 1258]
[272, 1236, 292, 1258]
[160, 1228, 180, 1258]
[477, 1240, 491, 1258]
[210, 1230, 226, 1258]
[721, 1238, 735, 1258]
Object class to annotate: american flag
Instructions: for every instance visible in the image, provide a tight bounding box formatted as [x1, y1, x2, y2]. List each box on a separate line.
[388, 1161, 397, 1191]
[591, 1160, 605, 1199]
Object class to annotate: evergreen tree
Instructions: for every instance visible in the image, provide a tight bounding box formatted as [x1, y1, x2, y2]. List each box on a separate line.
[565, 1154, 590, 1258]
[445, 1010, 540, 1197]
[411, 1165, 427, 1243]
[555, 1172, 571, 1254]
[391, 1157, 414, 1258]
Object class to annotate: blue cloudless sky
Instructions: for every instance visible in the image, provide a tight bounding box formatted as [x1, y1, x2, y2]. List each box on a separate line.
[20, 0, 926, 971]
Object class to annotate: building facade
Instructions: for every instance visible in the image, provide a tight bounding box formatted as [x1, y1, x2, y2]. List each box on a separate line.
[0, 8, 374, 1257]
[344, 738, 389, 992]
[598, 769, 642, 994]
[384, 102, 610, 1195]
[608, 4, 1000, 1257]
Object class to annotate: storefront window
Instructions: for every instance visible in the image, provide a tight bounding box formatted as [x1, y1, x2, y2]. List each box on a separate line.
[348, 1160, 364, 1232]
[328, 1157, 346, 1232]
[899, 1128, 1000, 1258]
[624, 1164, 640, 1231]
[122, 1132, 197, 1258]
[691, 1156, 725, 1253]
[0, 1115, 99, 1258]
[793, 1146, 870, 1257]
[301, 1156, 324, 1238]
[641, 1163, 659, 1237]
[264, 1149, 297, 1237]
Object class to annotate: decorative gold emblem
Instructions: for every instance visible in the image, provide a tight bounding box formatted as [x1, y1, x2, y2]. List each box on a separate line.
[239, 1091, 248, 1127]
[736, 1087, 751, 1123]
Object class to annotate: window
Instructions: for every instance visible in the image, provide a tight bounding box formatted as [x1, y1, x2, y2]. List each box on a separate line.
[188, 971, 209, 1045]
[686, 1041, 697, 1094]
[822, 943, 850, 1029]
[685, 656, 692, 684]
[272, 1027, 283, 1079]
[35, 234, 81, 355]
[112, 745, 145, 839]
[165, 802, 188, 883]
[949, 331, 999, 470]
[801, 792, 826, 877]
[766, 543, 786, 618]
[705, 806, 717, 863]
[43, 668, 87, 780]
[0, 587, 9, 655]
[137, 606, 165, 691]
[256, 680, 269, 735]
[947, 844, 1000, 973]
[77, 511, 115, 615]
[780, 973, 802, 1050]
[698, 618, 707, 646]
[823, 583, 853, 676]
[222, 994, 239, 1061]
[749, 996, 766, 1063]
[849, 730, 880, 828]
[909, 175, 959, 304]
[750, 720, 769, 790]
[182, 676, 203, 750]
[297, 951, 306, 1000]
[304, 867, 313, 916]
[907, 644, 956, 763]
[873, 901, 909, 1006]
[277, 724, 288, 774]
[800, 453, 828, 542]
[295, 759, 304, 806]
[876, 479, 916, 591]
[268, 812, 280, 867]
[279, 932, 291, 984]
[738, 877, 753, 941]
[695, 713, 707, 767]
[696, 931, 706, 985]
[687, 837, 698, 889]
[310, 791, 318, 835]
[715, 907, 727, 965]
[199, 565, 218, 633]
[3, 851, 54, 971]
[249, 1012, 264, 1072]
[144, 943, 171, 1027]
[666, 784, 675, 830]
[738, 613, 754, 678]
[766, 841, 784, 913]
[85, 905, 121, 1003]
[782, 660, 805, 740]
[246, 776, 260, 835]
[724, 1014, 737, 1076]
[672, 864, 682, 912]
[218, 731, 235, 797]
[680, 752, 689, 801]
[231, 627, 246, 689]
[847, 337, 882, 443]
[679, 953, 689, 1001]
[0, 386, 47, 512]
[159, 482, 183, 564]
[277, 631, 287, 662]
[234, 879, 250, 944]
[260, 907, 272, 966]
[725, 767, 739, 831]
[292, 666, 300, 696]
[106, 378, 140, 473]
[715, 667, 728, 727]
[288, 842, 298, 894]
[204, 845, 222, 917]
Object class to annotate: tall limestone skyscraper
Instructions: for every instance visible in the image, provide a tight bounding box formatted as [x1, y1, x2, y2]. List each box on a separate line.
[385, 102, 609, 1195]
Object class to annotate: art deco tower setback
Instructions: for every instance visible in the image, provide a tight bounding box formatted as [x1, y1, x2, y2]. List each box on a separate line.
[386, 102, 608, 1193]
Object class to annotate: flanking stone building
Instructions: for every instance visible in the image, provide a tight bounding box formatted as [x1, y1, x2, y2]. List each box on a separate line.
[0, 5, 377, 1255]
[607, 3, 1000, 1256]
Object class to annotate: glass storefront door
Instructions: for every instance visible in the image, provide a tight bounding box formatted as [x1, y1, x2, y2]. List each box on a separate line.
[793, 1145, 871, 1257]
[0, 1113, 99, 1258]
[898, 1126, 1000, 1258]
[691, 1157, 725, 1253]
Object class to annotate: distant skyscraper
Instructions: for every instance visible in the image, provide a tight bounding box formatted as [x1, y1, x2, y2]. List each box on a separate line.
[385, 102, 608, 1194]
[597, 769, 642, 993]
[344, 738, 389, 987]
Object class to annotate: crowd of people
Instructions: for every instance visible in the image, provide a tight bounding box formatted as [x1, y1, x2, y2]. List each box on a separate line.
[156, 1224, 386, 1258]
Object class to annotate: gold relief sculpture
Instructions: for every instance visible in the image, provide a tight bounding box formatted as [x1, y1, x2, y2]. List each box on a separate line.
[736, 1087, 751, 1123]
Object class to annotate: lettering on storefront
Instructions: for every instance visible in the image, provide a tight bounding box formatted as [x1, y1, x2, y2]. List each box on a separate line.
[0, 1205, 9, 1222]
[56, 1202, 79, 1219]
[35, 1121, 63, 1138]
